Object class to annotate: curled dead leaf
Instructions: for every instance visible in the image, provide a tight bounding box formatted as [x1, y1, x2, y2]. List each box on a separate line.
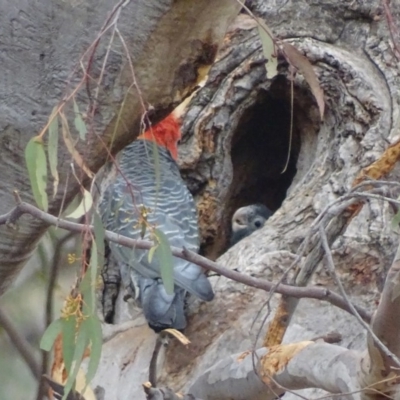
[163, 328, 191, 345]
[143, 381, 152, 390]
[281, 42, 325, 121]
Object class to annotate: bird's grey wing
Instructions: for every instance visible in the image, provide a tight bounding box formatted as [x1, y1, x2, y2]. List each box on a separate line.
[99, 140, 213, 301]
[106, 176, 213, 301]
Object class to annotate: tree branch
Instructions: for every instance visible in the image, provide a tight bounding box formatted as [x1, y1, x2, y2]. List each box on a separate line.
[368, 234, 400, 378]
[0, 307, 41, 380]
[319, 225, 400, 368]
[0, 201, 371, 323]
[188, 343, 365, 400]
[263, 185, 400, 347]
[36, 231, 77, 400]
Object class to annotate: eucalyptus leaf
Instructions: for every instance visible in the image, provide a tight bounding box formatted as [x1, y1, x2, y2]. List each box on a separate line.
[40, 318, 62, 351]
[25, 136, 48, 211]
[154, 229, 174, 295]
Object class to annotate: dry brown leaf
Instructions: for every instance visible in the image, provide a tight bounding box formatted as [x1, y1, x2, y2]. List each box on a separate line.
[60, 113, 94, 179]
[282, 42, 325, 121]
[142, 381, 152, 390]
[50, 331, 94, 400]
[260, 341, 313, 384]
[163, 328, 191, 345]
[51, 334, 65, 384]
[51, 364, 96, 400]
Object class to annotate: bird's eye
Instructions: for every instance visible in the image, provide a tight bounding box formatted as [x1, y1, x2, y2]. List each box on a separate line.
[235, 219, 241, 224]
[254, 220, 262, 228]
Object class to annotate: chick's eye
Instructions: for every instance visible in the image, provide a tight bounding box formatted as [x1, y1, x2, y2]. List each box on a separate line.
[254, 220, 262, 228]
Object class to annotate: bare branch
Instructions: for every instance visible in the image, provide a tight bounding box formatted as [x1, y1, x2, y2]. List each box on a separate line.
[189, 343, 364, 400]
[143, 382, 199, 400]
[263, 184, 400, 347]
[382, 0, 400, 61]
[149, 335, 164, 387]
[263, 198, 354, 347]
[36, 231, 77, 400]
[369, 236, 400, 376]
[0, 201, 371, 322]
[0, 307, 41, 380]
[319, 225, 400, 368]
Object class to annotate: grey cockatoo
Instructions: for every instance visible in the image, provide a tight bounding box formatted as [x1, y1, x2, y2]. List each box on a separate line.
[230, 203, 272, 246]
[99, 115, 214, 332]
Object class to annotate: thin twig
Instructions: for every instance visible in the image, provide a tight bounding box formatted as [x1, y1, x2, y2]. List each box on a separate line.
[319, 225, 400, 368]
[254, 182, 400, 352]
[281, 65, 294, 174]
[149, 334, 164, 387]
[382, 0, 400, 61]
[84, 0, 130, 109]
[0, 307, 41, 380]
[234, 0, 276, 41]
[36, 231, 77, 400]
[0, 201, 371, 322]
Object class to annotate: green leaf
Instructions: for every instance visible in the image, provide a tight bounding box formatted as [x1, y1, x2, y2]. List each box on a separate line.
[40, 318, 62, 351]
[48, 107, 59, 198]
[81, 277, 94, 316]
[73, 99, 87, 140]
[154, 229, 174, 295]
[66, 189, 93, 219]
[60, 112, 94, 178]
[62, 324, 89, 400]
[148, 245, 158, 264]
[62, 316, 77, 374]
[25, 136, 48, 211]
[257, 22, 278, 79]
[85, 316, 102, 384]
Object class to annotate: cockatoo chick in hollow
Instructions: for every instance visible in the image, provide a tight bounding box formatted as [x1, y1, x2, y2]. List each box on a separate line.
[230, 203, 272, 246]
[100, 114, 214, 332]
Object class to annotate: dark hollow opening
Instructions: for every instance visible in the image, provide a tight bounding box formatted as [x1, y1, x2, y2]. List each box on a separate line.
[219, 76, 319, 253]
[229, 80, 300, 214]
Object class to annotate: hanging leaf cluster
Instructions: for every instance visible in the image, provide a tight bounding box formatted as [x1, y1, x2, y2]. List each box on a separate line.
[40, 211, 105, 400]
[24, 101, 93, 213]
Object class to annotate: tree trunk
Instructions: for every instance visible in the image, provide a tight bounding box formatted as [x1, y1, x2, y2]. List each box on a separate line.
[0, 0, 240, 294]
[91, 0, 400, 399]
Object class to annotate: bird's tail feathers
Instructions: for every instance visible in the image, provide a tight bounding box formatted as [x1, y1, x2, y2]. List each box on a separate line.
[138, 277, 187, 331]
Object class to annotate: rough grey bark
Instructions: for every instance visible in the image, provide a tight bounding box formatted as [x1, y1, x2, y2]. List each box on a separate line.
[90, 0, 400, 399]
[0, 0, 240, 294]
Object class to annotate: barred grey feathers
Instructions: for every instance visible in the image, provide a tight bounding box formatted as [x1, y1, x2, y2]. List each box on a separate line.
[99, 140, 214, 331]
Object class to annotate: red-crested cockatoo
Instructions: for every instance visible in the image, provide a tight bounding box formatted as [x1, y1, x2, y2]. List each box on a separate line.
[100, 113, 214, 332]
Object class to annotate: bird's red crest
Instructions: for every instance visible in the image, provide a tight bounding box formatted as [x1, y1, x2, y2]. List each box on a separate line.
[138, 114, 181, 159]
